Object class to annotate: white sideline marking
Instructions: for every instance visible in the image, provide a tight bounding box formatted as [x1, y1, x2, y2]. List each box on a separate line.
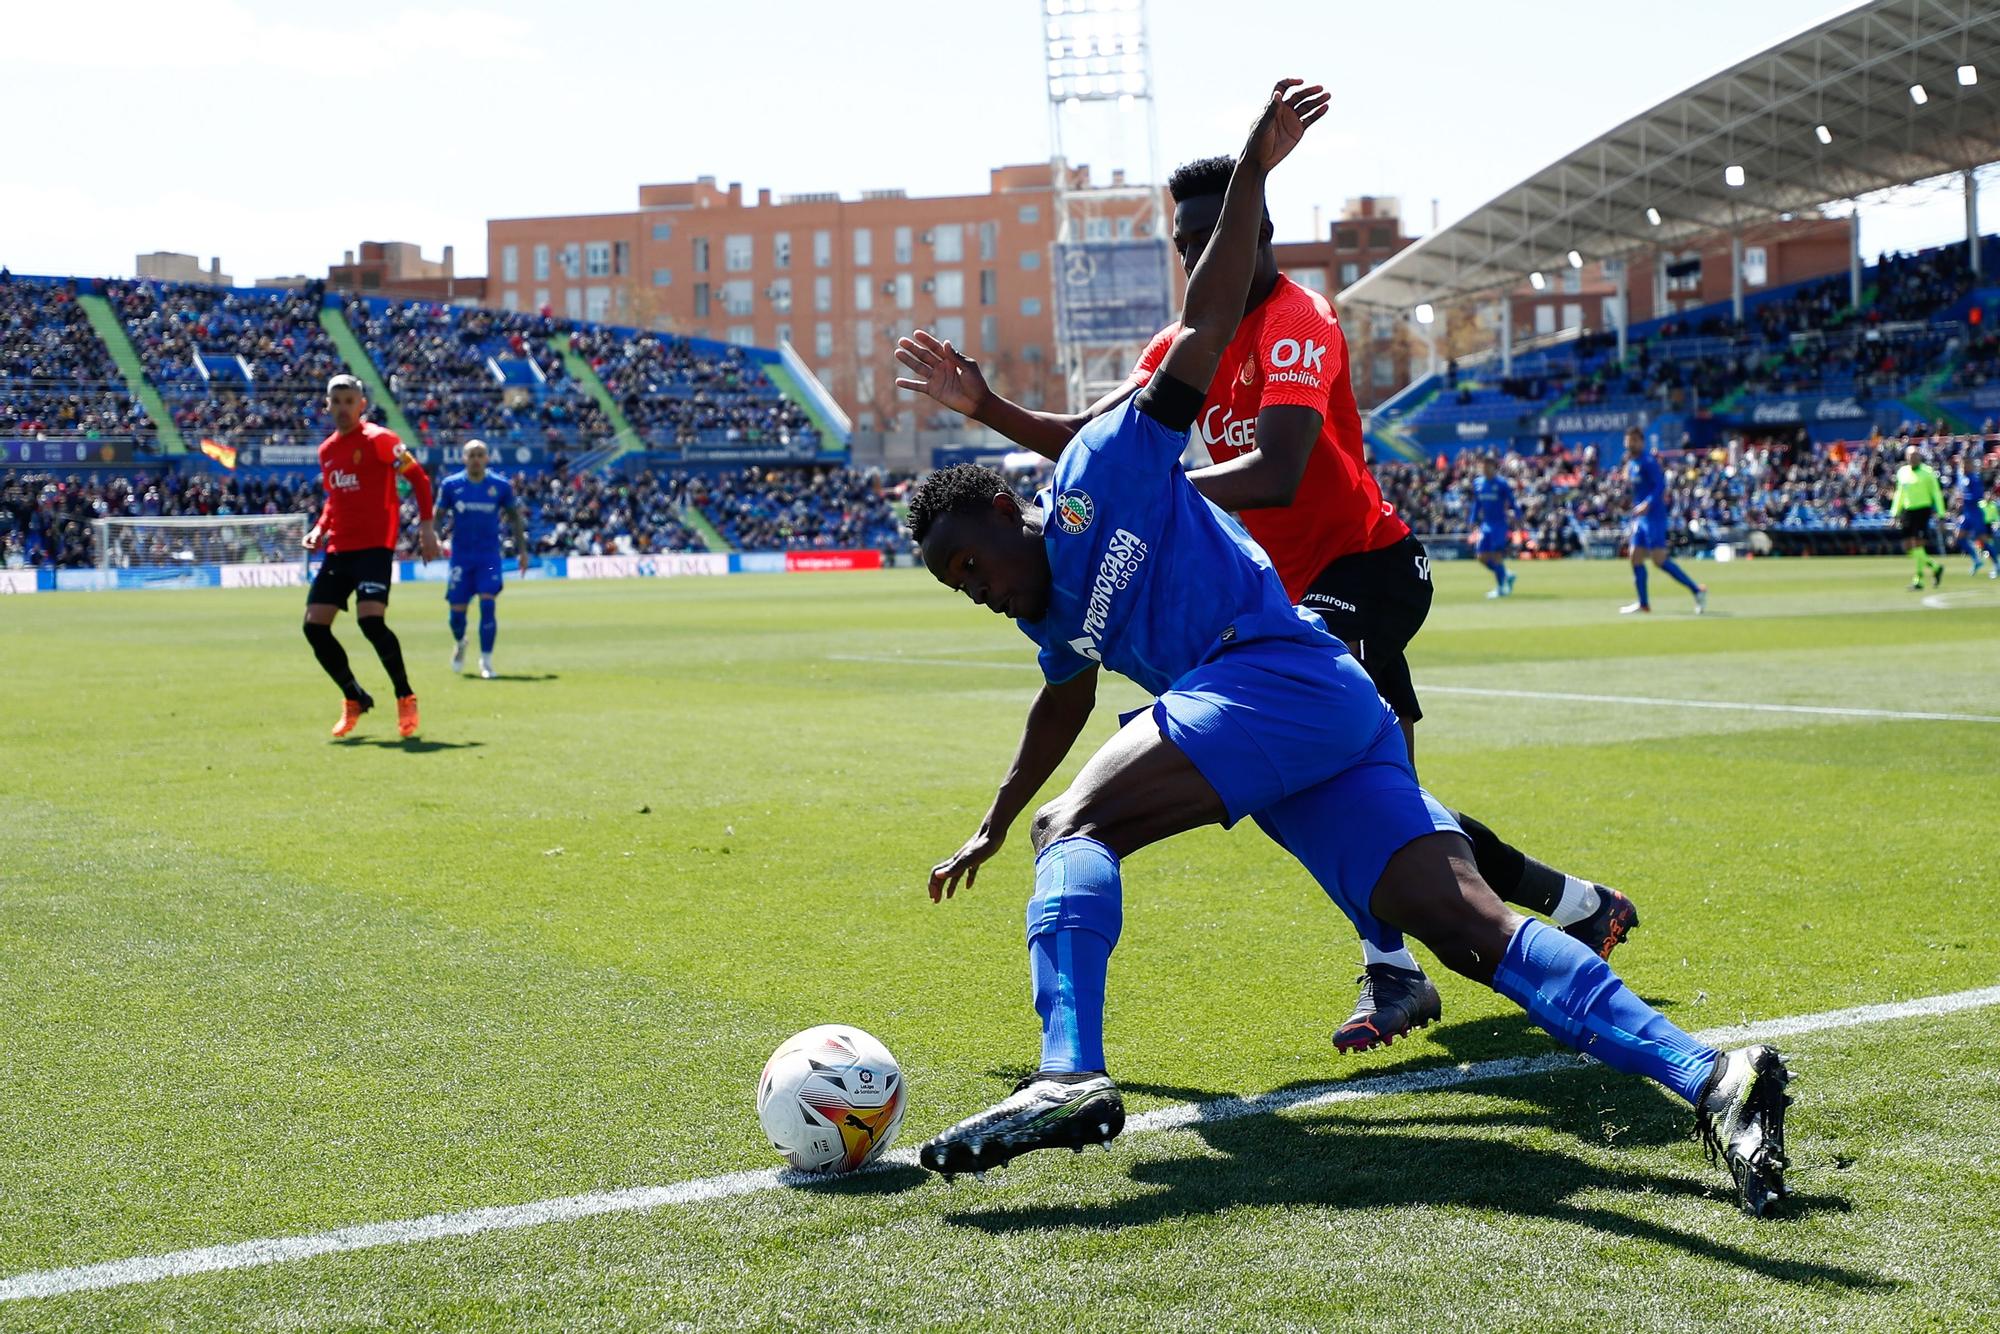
[826, 655, 2000, 724]
[1922, 587, 2000, 610]
[5, 983, 1999, 1305]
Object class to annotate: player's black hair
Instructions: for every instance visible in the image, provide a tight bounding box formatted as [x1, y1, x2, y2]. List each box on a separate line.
[906, 463, 1009, 543]
[1166, 155, 1236, 203]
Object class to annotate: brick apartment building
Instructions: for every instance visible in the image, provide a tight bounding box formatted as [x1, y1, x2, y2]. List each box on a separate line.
[1273, 196, 1419, 410]
[486, 167, 1131, 436]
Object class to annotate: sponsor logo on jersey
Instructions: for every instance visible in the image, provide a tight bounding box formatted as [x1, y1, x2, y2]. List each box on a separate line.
[1068, 527, 1148, 662]
[1265, 336, 1326, 388]
[1198, 405, 1256, 452]
[328, 469, 361, 491]
[1054, 490, 1094, 534]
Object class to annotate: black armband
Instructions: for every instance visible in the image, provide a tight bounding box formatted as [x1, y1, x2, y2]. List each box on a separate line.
[1135, 371, 1206, 433]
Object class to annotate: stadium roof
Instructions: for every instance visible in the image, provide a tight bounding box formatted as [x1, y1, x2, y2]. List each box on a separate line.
[1339, 0, 2000, 310]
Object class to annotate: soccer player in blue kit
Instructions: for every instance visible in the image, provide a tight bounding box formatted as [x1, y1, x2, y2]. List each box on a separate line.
[436, 439, 529, 679]
[1470, 453, 1517, 598]
[906, 79, 1792, 1215]
[1620, 427, 1706, 615]
[1951, 451, 1999, 578]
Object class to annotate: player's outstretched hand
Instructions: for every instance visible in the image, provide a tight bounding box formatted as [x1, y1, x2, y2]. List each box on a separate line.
[929, 826, 1004, 903]
[895, 330, 989, 419]
[1243, 78, 1329, 173]
[303, 526, 324, 552]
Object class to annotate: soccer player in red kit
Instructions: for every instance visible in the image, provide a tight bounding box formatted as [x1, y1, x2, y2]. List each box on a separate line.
[303, 375, 440, 739]
[895, 158, 1640, 1052]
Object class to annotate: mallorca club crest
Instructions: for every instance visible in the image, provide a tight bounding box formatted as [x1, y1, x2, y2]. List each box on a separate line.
[1054, 490, 1094, 534]
[1239, 357, 1258, 387]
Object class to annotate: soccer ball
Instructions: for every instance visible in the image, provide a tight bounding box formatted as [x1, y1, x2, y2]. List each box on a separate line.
[756, 1025, 906, 1174]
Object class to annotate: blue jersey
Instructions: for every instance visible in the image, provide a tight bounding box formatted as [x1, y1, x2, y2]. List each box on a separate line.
[1471, 475, 1514, 529]
[1019, 399, 1328, 698]
[1960, 471, 1985, 508]
[438, 470, 516, 564]
[1626, 452, 1667, 517]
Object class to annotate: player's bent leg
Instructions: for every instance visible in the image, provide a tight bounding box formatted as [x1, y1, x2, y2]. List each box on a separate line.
[356, 602, 418, 735]
[1449, 809, 1639, 959]
[303, 605, 372, 736]
[919, 717, 1223, 1179]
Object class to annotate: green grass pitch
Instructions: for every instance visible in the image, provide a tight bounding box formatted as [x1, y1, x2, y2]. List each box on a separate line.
[2, 557, 1998, 1330]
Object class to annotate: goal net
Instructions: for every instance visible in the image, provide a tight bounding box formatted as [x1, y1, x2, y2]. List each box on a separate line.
[93, 514, 313, 570]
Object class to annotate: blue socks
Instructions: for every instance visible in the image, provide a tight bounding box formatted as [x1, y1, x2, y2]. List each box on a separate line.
[1631, 563, 1649, 606]
[1491, 919, 1718, 1105]
[1027, 836, 1123, 1073]
[1490, 560, 1507, 588]
[448, 606, 468, 643]
[1660, 558, 1701, 593]
[479, 600, 497, 654]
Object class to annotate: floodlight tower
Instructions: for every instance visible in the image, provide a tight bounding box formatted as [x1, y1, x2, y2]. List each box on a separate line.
[1043, 0, 1175, 410]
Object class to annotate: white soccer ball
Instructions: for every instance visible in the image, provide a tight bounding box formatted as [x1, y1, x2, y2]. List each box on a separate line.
[756, 1024, 907, 1174]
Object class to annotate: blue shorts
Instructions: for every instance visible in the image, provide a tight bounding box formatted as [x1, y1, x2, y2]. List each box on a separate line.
[447, 559, 504, 602]
[1151, 636, 1461, 948]
[1474, 523, 1510, 555]
[1628, 511, 1668, 551]
[1958, 511, 1991, 538]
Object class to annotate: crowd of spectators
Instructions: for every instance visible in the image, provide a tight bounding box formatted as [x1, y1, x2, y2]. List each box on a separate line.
[508, 470, 704, 555]
[1, 470, 318, 568]
[112, 279, 346, 445]
[0, 273, 152, 442]
[568, 328, 817, 450]
[689, 468, 901, 552]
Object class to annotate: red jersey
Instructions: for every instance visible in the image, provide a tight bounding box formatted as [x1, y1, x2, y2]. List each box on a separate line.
[316, 422, 407, 552]
[1131, 275, 1409, 601]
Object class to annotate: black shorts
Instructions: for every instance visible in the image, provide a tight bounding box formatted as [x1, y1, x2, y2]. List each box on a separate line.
[1898, 507, 1936, 538]
[307, 548, 394, 609]
[1299, 535, 1434, 724]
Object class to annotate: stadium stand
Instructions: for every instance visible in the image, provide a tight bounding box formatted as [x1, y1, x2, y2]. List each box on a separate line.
[0, 273, 152, 444]
[566, 326, 819, 452]
[689, 468, 902, 553]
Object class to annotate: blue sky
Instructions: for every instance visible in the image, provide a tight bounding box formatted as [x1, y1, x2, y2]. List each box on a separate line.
[8, 0, 1990, 283]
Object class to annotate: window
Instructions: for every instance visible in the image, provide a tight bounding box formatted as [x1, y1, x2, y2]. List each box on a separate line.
[1369, 226, 1393, 248]
[1369, 312, 1397, 343]
[501, 246, 519, 282]
[533, 244, 549, 280]
[501, 289, 520, 312]
[1292, 268, 1327, 293]
[934, 315, 965, 347]
[979, 269, 997, 306]
[614, 241, 629, 276]
[722, 279, 754, 316]
[894, 274, 914, 309]
[1561, 302, 1584, 329]
[1020, 250, 1042, 271]
[725, 234, 753, 272]
[564, 289, 582, 319]
[894, 226, 913, 264]
[651, 222, 673, 242]
[653, 268, 672, 287]
[980, 314, 998, 351]
[773, 232, 792, 269]
[853, 275, 873, 310]
[1023, 344, 1043, 362]
[853, 228, 872, 266]
[856, 363, 875, 401]
[814, 275, 832, 312]
[775, 322, 792, 347]
[1372, 354, 1395, 388]
[1018, 204, 1040, 224]
[533, 288, 549, 311]
[693, 237, 710, 272]
[1084, 217, 1111, 241]
[585, 242, 611, 277]
[935, 271, 964, 308]
[1116, 218, 1134, 240]
[854, 320, 874, 356]
[1339, 262, 1360, 285]
[1601, 297, 1622, 328]
[814, 322, 834, 358]
[1561, 268, 1581, 294]
[1021, 296, 1042, 317]
[933, 224, 963, 262]
[814, 229, 832, 267]
[1335, 227, 1358, 248]
[586, 286, 611, 321]
[1743, 245, 1769, 287]
[1534, 304, 1556, 335]
[561, 243, 581, 279]
[693, 282, 710, 318]
[768, 277, 792, 312]
[979, 221, 998, 261]
[727, 325, 755, 345]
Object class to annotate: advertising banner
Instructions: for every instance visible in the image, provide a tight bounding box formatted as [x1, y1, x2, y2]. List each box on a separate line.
[1545, 408, 1648, 435]
[220, 562, 308, 589]
[784, 550, 883, 572]
[1, 439, 137, 465]
[1054, 241, 1174, 342]
[566, 552, 730, 581]
[0, 569, 37, 594]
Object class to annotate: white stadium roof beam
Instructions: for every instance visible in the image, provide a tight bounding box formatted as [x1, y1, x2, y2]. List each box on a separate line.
[1341, 0, 2000, 311]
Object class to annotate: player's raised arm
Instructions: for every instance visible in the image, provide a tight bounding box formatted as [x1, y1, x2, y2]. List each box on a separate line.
[1151, 79, 1326, 399]
[895, 328, 1135, 461]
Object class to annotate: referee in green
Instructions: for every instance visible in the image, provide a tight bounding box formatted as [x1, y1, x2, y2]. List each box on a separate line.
[1890, 444, 1947, 589]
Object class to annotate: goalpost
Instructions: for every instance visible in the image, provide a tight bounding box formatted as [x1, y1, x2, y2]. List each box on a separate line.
[93, 514, 314, 570]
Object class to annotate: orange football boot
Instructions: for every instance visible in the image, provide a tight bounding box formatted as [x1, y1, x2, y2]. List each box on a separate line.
[396, 694, 421, 738]
[331, 698, 367, 738]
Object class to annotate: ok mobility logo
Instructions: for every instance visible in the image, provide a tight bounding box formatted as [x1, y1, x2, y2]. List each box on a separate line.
[1067, 528, 1148, 662]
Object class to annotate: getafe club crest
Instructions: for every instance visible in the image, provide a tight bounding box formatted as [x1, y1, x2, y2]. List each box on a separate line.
[1054, 490, 1094, 534]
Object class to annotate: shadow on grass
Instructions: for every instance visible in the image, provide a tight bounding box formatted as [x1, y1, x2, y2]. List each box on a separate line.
[475, 673, 561, 682]
[792, 1162, 932, 1198]
[946, 1013, 1875, 1291]
[335, 737, 485, 753]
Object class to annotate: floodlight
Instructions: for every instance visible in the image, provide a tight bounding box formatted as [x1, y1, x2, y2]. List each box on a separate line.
[1815, 124, 1832, 145]
[1910, 83, 1928, 104]
[1724, 164, 1745, 187]
[1567, 250, 1583, 269]
[1959, 65, 1978, 87]
[1414, 303, 1435, 325]
[1645, 207, 1662, 226]
[1529, 271, 1546, 291]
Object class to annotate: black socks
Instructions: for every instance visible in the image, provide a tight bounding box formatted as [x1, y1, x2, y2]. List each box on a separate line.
[356, 616, 413, 698]
[1450, 809, 1566, 917]
[303, 621, 364, 702]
